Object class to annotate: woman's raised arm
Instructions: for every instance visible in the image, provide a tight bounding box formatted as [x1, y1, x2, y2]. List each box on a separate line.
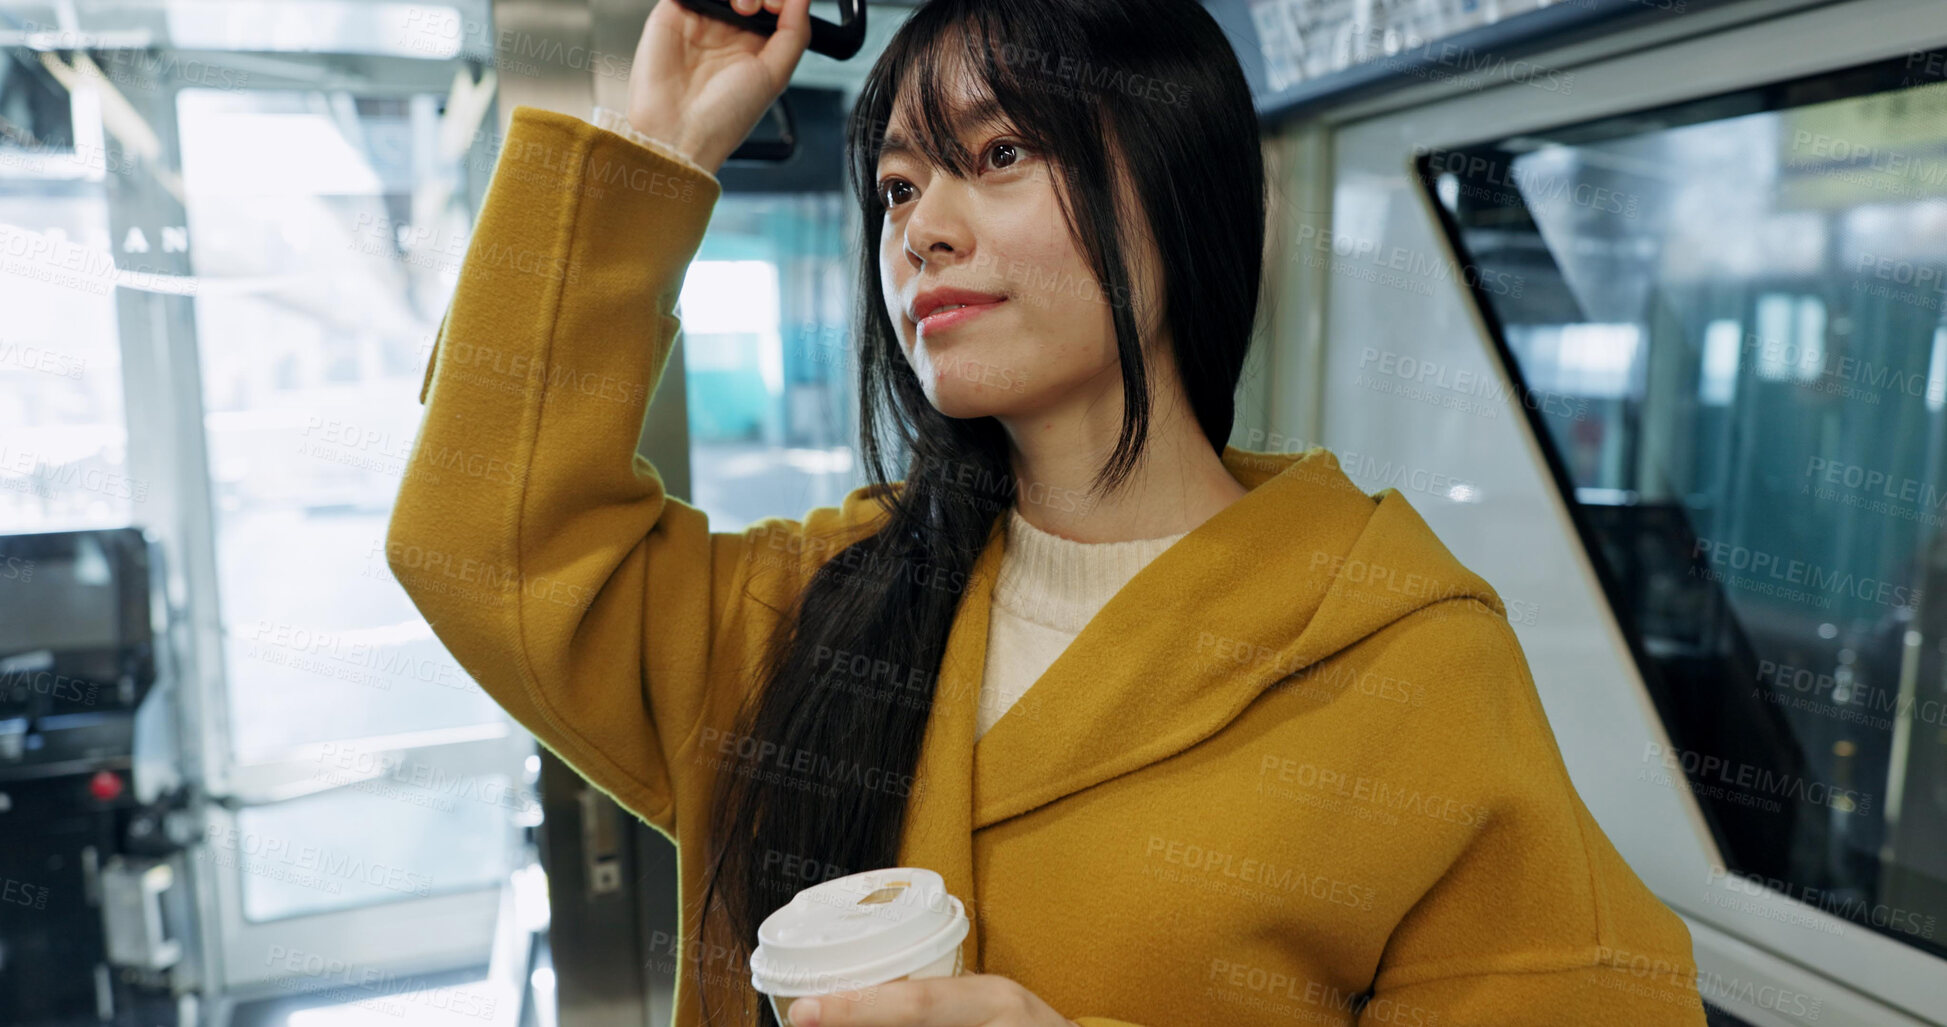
[385, 102, 893, 840]
[383, 0, 851, 842]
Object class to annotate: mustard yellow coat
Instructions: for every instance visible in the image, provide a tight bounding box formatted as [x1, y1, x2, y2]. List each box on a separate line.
[386, 105, 1709, 1027]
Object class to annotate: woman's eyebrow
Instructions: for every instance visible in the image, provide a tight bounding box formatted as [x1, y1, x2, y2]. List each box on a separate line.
[950, 95, 1007, 133]
[879, 135, 924, 166]
[878, 96, 1010, 167]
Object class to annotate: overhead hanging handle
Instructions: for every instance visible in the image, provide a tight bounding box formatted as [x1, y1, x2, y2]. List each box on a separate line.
[669, 0, 868, 60]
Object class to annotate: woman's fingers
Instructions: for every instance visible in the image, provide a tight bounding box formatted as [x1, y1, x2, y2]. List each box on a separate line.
[731, 0, 783, 18]
[757, 0, 815, 86]
[792, 975, 1048, 1027]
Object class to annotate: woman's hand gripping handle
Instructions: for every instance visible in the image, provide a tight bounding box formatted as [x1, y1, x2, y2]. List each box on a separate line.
[627, 0, 815, 176]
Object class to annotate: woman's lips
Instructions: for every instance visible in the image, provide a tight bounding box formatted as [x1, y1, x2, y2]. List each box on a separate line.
[917, 298, 1006, 338]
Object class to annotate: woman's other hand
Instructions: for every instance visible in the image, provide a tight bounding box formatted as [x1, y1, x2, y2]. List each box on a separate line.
[627, 0, 814, 175]
[785, 974, 1084, 1027]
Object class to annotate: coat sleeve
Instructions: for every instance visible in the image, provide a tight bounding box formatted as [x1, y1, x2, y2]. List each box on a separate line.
[384, 104, 886, 842]
[589, 104, 714, 179]
[1353, 602, 1708, 1026]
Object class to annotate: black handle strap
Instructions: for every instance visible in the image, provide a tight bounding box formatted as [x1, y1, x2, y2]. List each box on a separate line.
[668, 0, 868, 60]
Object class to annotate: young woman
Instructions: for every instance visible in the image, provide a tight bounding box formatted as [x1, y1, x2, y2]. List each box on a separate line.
[386, 0, 1711, 1024]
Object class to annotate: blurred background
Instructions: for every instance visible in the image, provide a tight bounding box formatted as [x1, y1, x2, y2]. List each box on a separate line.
[2, 0, 1947, 1025]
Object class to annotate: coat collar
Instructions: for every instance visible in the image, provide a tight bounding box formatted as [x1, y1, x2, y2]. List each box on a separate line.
[893, 445, 1505, 971]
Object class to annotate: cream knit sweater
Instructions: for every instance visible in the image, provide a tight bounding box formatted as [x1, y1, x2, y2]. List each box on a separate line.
[584, 107, 1191, 738]
[978, 507, 1188, 740]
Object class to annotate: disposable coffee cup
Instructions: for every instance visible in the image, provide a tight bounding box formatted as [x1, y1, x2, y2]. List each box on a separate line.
[749, 866, 970, 1024]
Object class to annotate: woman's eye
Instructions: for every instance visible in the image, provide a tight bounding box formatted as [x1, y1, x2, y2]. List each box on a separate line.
[984, 140, 1028, 172]
[878, 178, 914, 210]
[877, 141, 1029, 210]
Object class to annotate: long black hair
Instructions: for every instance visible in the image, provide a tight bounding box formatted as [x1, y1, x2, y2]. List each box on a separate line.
[696, 1, 1266, 1021]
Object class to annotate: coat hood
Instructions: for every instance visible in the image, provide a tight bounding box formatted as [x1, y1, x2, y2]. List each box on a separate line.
[893, 444, 1507, 969]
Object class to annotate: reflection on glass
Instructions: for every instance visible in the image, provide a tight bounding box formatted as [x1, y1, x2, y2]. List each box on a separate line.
[230, 773, 515, 921]
[1423, 60, 1947, 958]
[680, 193, 861, 530]
[175, 87, 506, 759]
[0, 80, 130, 531]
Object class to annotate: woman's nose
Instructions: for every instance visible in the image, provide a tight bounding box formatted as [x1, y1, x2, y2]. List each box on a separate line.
[903, 188, 976, 267]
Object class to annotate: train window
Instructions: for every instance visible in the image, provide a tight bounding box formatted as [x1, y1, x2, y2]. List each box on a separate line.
[677, 193, 861, 531]
[674, 86, 865, 533]
[1418, 52, 1947, 960]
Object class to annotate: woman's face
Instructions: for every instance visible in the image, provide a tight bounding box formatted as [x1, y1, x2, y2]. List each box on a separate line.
[875, 65, 1162, 423]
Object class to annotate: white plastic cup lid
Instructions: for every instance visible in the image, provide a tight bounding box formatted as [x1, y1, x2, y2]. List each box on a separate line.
[749, 867, 969, 998]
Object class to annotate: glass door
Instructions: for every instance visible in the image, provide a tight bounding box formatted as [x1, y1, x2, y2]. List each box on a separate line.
[0, 3, 543, 1012]
[170, 68, 540, 1007]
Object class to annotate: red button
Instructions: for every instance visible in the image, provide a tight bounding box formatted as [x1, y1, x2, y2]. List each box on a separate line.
[89, 770, 123, 802]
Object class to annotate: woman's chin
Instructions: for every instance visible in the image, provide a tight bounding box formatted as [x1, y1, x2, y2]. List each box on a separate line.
[913, 344, 1038, 418]
[922, 380, 1029, 420]
[924, 389, 1001, 420]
